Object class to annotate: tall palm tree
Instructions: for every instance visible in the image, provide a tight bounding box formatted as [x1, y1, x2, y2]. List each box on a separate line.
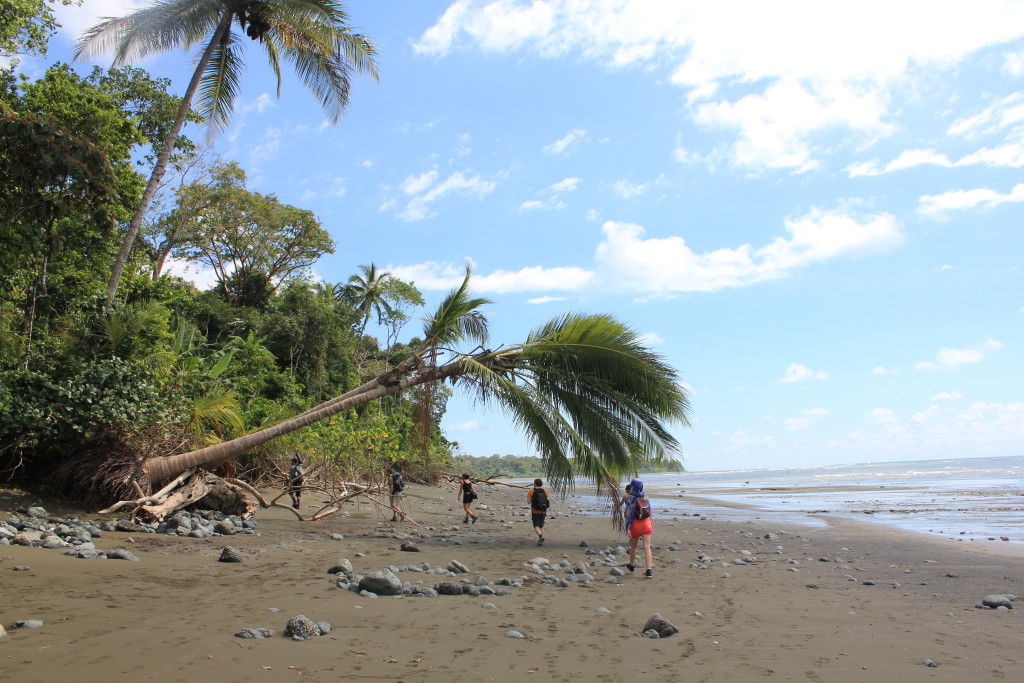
[141, 270, 692, 493]
[75, 1, 379, 301]
[345, 263, 394, 334]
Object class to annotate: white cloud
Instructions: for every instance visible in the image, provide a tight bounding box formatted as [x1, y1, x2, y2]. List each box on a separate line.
[871, 365, 897, 375]
[525, 296, 568, 305]
[593, 208, 901, 293]
[918, 183, 1024, 217]
[695, 79, 891, 172]
[866, 407, 899, 423]
[387, 169, 497, 221]
[518, 199, 549, 212]
[612, 174, 665, 199]
[779, 363, 828, 384]
[388, 261, 592, 294]
[729, 431, 774, 446]
[543, 129, 586, 155]
[414, 2, 1024, 173]
[914, 338, 1005, 370]
[550, 177, 581, 192]
[637, 331, 665, 346]
[931, 390, 965, 400]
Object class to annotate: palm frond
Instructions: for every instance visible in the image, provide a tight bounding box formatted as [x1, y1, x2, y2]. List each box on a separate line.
[422, 268, 492, 349]
[197, 29, 244, 136]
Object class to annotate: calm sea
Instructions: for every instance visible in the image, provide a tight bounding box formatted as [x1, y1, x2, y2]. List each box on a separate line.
[620, 455, 1024, 543]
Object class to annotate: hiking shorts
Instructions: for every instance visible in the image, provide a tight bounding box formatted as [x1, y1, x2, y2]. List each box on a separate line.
[531, 512, 546, 529]
[628, 517, 653, 538]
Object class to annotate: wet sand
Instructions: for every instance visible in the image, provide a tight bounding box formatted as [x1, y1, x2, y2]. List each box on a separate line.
[1, 481, 1022, 682]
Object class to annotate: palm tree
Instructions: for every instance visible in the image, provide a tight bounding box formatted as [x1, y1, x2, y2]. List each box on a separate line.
[141, 270, 692, 493]
[75, 1, 379, 301]
[345, 263, 394, 334]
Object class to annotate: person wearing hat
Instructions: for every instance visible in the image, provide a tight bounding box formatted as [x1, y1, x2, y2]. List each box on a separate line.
[621, 478, 654, 577]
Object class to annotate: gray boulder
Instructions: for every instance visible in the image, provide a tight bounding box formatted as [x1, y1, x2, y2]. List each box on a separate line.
[358, 569, 403, 596]
[433, 581, 463, 595]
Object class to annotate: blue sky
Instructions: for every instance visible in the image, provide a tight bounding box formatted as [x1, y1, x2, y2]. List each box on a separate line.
[36, 1, 1024, 471]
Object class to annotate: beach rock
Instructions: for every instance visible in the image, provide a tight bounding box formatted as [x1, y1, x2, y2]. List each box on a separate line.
[400, 541, 420, 552]
[978, 594, 1014, 609]
[218, 546, 243, 563]
[359, 569, 403, 596]
[24, 507, 49, 519]
[642, 629, 661, 638]
[284, 615, 320, 640]
[643, 614, 679, 638]
[13, 566, 30, 571]
[235, 627, 275, 639]
[214, 520, 235, 535]
[462, 584, 481, 596]
[12, 620, 44, 629]
[420, 588, 438, 598]
[529, 557, 550, 566]
[13, 531, 42, 546]
[65, 548, 103, 559]
[482, 602, 497, 609]
[328, 558, 354, 575]
[434, 581, 463, 596]
[505, 630, 525, 639]
[116, 520, 151, 533]
[922, 659, 939, 667]
[0, 624, 5, 639]
[106, 548, 140, 562]
[316, 621, 332, 634]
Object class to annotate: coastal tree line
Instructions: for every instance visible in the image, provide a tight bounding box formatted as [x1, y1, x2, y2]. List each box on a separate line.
[0, 1, 691, 511]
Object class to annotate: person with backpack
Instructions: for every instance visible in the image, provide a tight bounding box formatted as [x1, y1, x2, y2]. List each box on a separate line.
[287, 456, 305, 509]
[621, 478, 654, 578]
[388, 465, 407, 522]
[527, 478, 550, 545]
[458, 473, 478, 524]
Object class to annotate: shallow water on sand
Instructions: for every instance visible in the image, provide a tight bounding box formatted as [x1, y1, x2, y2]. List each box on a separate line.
[557, 455, 1024, 543]
[640, 455, 1024, 543]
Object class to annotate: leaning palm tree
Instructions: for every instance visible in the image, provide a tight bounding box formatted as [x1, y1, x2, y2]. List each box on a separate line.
[139, 270, 692, 495]
[75, 0, 379, 301]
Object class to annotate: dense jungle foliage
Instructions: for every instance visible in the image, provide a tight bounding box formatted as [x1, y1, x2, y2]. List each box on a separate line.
[0, 55, 451, 492]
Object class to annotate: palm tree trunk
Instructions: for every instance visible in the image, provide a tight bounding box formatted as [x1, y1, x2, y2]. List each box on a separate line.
[106, 12, 233, 301]
[142, 356, 465, 484]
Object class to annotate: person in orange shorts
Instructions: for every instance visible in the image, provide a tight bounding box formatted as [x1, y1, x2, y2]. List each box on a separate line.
[621, 478, 654, 577]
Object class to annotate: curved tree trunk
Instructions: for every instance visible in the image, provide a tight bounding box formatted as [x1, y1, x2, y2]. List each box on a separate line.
[106, 12, 233, 301]
[142, 356, 465, 484]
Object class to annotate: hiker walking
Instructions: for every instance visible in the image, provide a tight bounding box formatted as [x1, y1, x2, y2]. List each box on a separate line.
[388, 465, 407, 522]
[621, 478, 654, 578]
[527, 478, 550, 545]
[459, 473, 478, 524]
[287, 456, 305, 509]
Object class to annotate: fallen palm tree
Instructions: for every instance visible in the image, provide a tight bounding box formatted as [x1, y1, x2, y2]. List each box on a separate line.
[90, 270, 691, 519]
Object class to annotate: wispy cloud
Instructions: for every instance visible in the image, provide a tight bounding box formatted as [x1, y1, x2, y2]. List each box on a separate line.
[779, 363, 828, 384]
[525, 296, 568, 305]
[543, 129, 586, 155]
[914, 338, 1005, 370]
[918, 184, 1024, 217]
[784, 408, 830, 431]
[384, 168, 497, 221]
[871, 365, 898, 376]
[931, 390, 965, 400]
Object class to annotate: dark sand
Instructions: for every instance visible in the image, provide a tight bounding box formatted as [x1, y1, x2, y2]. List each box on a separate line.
[1, 481, 1022, 682]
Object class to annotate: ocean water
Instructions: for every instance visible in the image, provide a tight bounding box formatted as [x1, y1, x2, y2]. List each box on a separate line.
[634, 455, 1024, 543]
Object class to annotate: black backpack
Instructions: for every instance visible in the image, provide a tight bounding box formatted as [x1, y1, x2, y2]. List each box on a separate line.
[392, 472, 405, 493]
[532, 488, 549, 511]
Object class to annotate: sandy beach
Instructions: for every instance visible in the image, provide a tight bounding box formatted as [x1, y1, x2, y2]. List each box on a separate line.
[1, 480, 1022, 682]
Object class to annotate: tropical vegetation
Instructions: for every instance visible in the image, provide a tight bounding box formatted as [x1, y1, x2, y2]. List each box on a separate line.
[0, 2, 691, 511]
